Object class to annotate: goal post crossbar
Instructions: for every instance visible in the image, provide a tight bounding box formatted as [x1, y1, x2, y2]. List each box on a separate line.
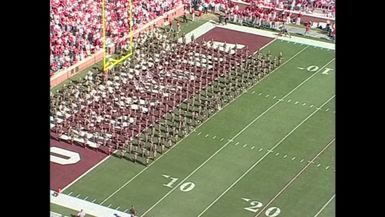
[102, 0, 134, 72]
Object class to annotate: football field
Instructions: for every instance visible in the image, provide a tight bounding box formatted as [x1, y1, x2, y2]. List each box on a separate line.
[56, 38, 335, 217]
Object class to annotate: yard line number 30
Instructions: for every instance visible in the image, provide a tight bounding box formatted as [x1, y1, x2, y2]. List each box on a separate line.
[242, 198, 281, 217]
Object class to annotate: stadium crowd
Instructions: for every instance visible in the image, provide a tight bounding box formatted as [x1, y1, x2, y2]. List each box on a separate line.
[186, 0, 335, 16]
[50, 0, 181, 74]
[184, 0, 335, 39]
[50, 0, 334, 74]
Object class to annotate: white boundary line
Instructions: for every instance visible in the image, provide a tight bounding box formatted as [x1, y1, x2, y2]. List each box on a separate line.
[50, 190, 131, 217]
[141, 50, 335, 217]
[61, 151, 113, 191]
[314, 194, 336, 217]
[197, 96, 335, 217]
[100, 29, 306, 206]
[254, 138, 335, 217]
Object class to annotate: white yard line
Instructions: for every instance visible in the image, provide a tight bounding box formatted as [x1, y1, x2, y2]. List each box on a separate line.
[314, 194, 335, 217]
[142, 50, 336, 217]
[197, 99, 335, 217]
[255, 139, 335, 217]
[101, 36, 310, 207]
[62, 152, 113, 191]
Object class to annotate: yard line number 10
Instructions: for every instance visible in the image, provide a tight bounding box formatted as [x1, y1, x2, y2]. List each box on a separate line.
[162, 174, 195, 192]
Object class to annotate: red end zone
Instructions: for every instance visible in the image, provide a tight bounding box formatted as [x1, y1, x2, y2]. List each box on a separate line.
[196, 27, 274, 53]
[50, 139, 108, 190]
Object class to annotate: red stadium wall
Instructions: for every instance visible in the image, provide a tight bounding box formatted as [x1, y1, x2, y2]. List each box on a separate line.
[50, 4, 185, 88]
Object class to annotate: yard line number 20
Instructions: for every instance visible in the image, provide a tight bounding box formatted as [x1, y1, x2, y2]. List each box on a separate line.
[242, 198, 281, 217]
[162, 174, 195, 192]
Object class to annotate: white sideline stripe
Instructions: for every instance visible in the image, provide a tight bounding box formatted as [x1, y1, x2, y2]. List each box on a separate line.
[243, 144, 247, 147]
[212, 136, 216, 139]
[235, 142, 240, 145]
[283, 155, 287, 158]
[314, 194, 336, 217]
[197, 97, 335, 217]
[50, 211, 64, 217]
[220, 138, 224, 141]
[180, 22, 215, 44]
[275, 153, 279, 156]
[84, 196, 88, 200]
[254, 138, 335, 217]
[92, 199, 96, 203]
[62, 151, 113, 191]
[258, 148, 263, 152]
[124, 209, 129, 212]
[197, 132, 202, 135]
[104, 43, 309, 208]
[143, 47, 337, 217]
[251, 146, 255, 149]
[205, 134, 209, 137]
[50, 190, 133, 217]
[300, 159, 304, 162]
[325, 166, 330, 170]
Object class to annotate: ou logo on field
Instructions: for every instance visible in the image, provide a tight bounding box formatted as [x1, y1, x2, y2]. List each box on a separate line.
[50, 147, 80, 165]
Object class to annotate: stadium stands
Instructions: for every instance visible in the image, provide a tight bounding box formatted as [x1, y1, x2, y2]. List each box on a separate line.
[50, 0, 334, 76]
[184, 0, 335, 36]
[185, 0, 335, 25]
[50, 0, 181, 74]
[230, 0, 335, 17]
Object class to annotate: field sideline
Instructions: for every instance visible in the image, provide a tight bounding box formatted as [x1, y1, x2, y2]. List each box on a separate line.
[52, 22, 335, 217]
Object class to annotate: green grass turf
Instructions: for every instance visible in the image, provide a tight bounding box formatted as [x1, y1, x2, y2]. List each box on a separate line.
[50, 203, 96, 217]
[314, 194, 335, 217]
[62, 40, 335, 217]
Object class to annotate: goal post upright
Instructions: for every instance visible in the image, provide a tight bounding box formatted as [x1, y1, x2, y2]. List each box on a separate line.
[102, 0, 134, 73]
[102, 0, 107, 73]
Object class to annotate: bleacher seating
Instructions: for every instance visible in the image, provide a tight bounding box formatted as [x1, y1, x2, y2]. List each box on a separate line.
[50, 0, 181, 74]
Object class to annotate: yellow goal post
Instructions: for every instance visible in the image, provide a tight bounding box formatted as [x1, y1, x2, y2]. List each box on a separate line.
[102, 0, 134, 73]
